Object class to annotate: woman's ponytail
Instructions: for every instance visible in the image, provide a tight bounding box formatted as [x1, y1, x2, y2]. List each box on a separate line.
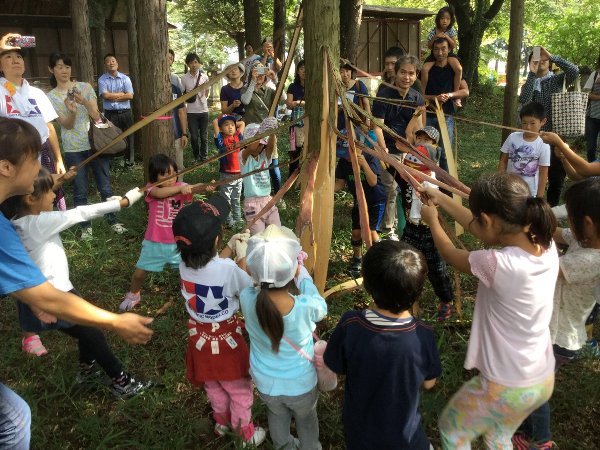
[256, 283, 284, 352]
[525, 196, 556, 250]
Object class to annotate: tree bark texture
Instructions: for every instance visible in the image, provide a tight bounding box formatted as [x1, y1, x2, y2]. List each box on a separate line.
[127, 0, 143, 157]
[134, 0, 174, 179]
[243, 0, 262, 50]
[70, 0, 94, 83]
[302, 0, 339, 292]
[502, 0, 524, 141]
[273, 0, 286, 65]
[339, 0, 363, 63]
[447, 0, 505, 87]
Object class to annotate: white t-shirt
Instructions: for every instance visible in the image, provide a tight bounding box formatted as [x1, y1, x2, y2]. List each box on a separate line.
[550, 229, 600, 350]
[500, 132, 550, 196]
[12, 201, 121, 292]
[0, 81, 57, 143]
[466, 243, 559, 387]
[179, 256, 253, 323]
[180, 71, 209, 114]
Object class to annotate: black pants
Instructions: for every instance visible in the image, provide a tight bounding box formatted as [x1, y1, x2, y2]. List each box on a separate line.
[547, 146, 566, 207]
[187, 112, 209, 160]
[104, 109, 134, 163]
[289, 147, 302, 177]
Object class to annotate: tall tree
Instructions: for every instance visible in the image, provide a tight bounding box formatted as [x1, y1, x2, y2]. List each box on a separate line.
[134, 0, 174, 177]
[501, 0, 524, 141]
[446, 0, 505, 87]
[339, 0, 363, 62]
[70, 0, 94, 83]
[273, 0, 286, 64]
[244, 0, 262, 50]
[127, 0, 143, 156]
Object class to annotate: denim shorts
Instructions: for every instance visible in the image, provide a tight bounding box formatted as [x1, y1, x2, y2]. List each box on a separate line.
[136, 240, 181, 272]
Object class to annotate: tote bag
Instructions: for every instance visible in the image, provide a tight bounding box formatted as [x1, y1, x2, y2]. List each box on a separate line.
[552, 76, 588, 137]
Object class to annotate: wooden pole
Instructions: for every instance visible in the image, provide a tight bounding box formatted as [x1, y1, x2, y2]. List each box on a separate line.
[502, 0, 525, 142]
[302, 0, 339, 293]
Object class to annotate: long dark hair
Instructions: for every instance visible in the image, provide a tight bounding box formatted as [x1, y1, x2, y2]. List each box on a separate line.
[148, 153, 177, 183]
[256, 281, 298, 353]
[48, 52, 72, 88]
[0, 118, 41, 165]
[293, 60, 305, 85]
[469, 173, 556, 249]
[1, 168, 53, 219]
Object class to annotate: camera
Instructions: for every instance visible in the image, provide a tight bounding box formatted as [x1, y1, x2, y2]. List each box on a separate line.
[255, 65, 268, 75]
[67, 87, 80, 101]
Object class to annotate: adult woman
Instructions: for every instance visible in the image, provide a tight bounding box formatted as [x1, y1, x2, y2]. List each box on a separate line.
[220, 62, 245, 118]
[0, 33, 66, 210]
[181, 53, 209, 162]
[260, 37, 282, 76]
[584, 53, 600, 162]
[47, 52, 125, 238]
[241, 62, 283, 204]
[286, 60, 305, 176]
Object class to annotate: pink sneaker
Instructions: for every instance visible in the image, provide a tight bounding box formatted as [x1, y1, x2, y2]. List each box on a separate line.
[22, 335, 48, 356]
[119, 292, 141, 312]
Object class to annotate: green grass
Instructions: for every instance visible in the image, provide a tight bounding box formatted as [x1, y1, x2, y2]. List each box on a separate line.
[1, 88, 599, 449]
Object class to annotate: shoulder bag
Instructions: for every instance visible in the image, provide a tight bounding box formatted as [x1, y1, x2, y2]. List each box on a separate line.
[88, 114, 127, 155]
[552, 75, 588, 137]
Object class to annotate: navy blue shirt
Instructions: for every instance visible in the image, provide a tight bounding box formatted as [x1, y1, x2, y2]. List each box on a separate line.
[424, 64, 458, 115]
[335, 153, 386, 205]
[286, 81, 304, 101]
[324, 310, 441, 450]
[372, 86, 424, 154]
[220, 83, 245, 116]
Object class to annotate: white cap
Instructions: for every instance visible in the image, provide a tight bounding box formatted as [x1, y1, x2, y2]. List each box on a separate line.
[246, 225, 301, 288]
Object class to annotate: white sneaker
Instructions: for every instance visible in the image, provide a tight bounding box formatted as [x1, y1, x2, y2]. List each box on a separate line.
[387, 231, 399, 241]
[81, 227, 93, 240]
[214, 423, 230, 437]
[111, 223, 128, 234]
[119, 292, 141, 312]
[244, 426, 266, 447]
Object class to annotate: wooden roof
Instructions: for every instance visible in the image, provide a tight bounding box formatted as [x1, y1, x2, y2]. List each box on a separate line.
[362, 5, 434, 20]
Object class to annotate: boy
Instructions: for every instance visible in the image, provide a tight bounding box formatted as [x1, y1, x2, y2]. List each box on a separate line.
[498, 102, 551, 198]
[396, 126, 454, 321]
[213, 114, 245, 228]
[335, 134, 386, 278]
[324, 240, 441, 450]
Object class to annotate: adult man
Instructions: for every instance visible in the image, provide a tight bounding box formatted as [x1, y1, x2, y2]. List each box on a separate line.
[181, 53, 209, 162]
[422, 37, 470, 173]
[98, 54, 135, 166]
[171, 78, 188, 173]
[168, 48, 183, 92]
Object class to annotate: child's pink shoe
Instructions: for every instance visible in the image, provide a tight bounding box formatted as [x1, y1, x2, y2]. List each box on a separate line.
[22, 335, 48, 356]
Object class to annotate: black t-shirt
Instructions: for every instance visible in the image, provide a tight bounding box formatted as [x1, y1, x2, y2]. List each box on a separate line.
[424, 64, 457, 115]
[335, 154, 386, 205]
[324, 310, 442, 450]
[220, 83, 245, 116]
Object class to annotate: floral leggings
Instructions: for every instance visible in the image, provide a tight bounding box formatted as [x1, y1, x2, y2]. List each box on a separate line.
[439, 374, 554, 449]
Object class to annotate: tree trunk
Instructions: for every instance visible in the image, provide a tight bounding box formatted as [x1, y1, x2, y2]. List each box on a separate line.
[502, 0, 524, 141]
[235, 31, 246, 60]
[134, 0, 173, 180]
[273, 0, 286, 64]
[94, 25, 106, 79]
[302, 0, 339, 292]
[339, 0, 363, 62]
[70, 0, 94, 83]
[127, 0, 143, 157]
[243, 0, 262, 50]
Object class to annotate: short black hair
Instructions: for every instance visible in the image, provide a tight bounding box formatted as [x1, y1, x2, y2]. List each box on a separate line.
[432, 37, 450, 49]
[384, 46, 405, 60]
[148, 153, 178, 183]
[565, 177, 600, 244]
[185, 52, 200, 65]
[362, 241, 428, 314]
[0, 118, 41, 165]
[168, 48, 175, 58]
[103, 53, 116, 61]
[178, 233, 220, 270]
[519, 101, 546, 120]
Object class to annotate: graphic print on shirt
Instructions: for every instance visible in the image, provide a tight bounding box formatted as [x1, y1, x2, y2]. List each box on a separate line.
[251, 159, 270, 192]
[155, 198, 183, 229]
[5, 97, 42, 117]
[507, 142, 539, 177]
[182, 280, 231, 321]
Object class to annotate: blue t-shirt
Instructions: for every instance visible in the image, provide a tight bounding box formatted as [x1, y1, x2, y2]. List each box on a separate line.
[372, 86, 424, 154]
[335, 153, 387, 205]
[0, 214, 46, 295]
[324, 310, 441, 450]
[220, 83, 245, 117]
[171, 84, 185, 139]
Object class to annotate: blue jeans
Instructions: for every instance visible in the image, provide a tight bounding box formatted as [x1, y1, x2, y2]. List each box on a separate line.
[64, 151, 117, 226]
[269, 158, 282, 194]
[586, 116, 600, 162]
[0, 383, 31, 450]
[426, 114, 455, 174]
[517, 401, 552, 443]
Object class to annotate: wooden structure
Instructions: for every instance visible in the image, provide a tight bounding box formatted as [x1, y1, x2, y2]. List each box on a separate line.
[357, 5, 433, 74]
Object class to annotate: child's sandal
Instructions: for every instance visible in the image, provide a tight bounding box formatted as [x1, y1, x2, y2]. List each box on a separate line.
[22, 334, 48, 357]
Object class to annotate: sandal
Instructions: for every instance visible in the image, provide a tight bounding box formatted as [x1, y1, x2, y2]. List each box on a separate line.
[22, 334, 48, 356]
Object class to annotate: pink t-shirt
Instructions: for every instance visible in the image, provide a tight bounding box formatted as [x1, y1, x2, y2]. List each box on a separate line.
[144, 182, 193, 244]
[466, 243, 559, 387]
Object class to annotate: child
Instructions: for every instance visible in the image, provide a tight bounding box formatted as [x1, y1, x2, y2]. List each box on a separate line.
[171, 194, 266, 446]
[324, 240, 441, 449]
[512, 177, 600, 449]
[498, 102, 551, 198]
[240, 118, 281, 235]
[421, 6, 463, 108]
[213, 114, 245, 228]
[420, 172, 558, 448]
[240, 225, 327, 450]
[396, 127, 453, 321]
[1, 168, 152, 398]
[120, 154, 211, 311]
[335, 130, 386, 278]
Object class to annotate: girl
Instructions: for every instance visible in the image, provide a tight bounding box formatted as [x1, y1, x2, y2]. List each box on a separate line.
[420, 173, 558, 448]
[421, 6, 463, 108]
[120, 154, 212, 311]
[512, 177, 600, 450]
[172, 196, 265, 446]
[286, 60, 305, 177]
[47, 52, 125, 238]
[240, 224, 327, 450]
[1, 167, 152, 398]
[240, 118, 281, 235]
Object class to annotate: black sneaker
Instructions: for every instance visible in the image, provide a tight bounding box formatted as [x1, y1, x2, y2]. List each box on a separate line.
[111, 373, 153, 400]
[75, 361, 109, 386]
[349, 257, 362, 278]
